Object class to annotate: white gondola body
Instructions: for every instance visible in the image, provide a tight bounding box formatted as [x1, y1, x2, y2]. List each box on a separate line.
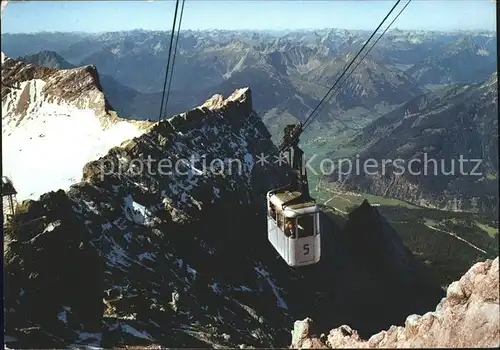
[267, 191, 321, 266]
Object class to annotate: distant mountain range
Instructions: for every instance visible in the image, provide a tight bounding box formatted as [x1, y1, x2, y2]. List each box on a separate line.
[4, 29, 496, 127]
[21, 50, 75, 69]
[329, 72, 498, 214]
[406, 35, 497, 85]
[1, 28, 497, 348]
[4, 29, 498, 213]
[3, 56, 448, 348]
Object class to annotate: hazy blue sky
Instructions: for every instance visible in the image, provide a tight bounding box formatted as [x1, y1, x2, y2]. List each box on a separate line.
[1, 0, 497, 33]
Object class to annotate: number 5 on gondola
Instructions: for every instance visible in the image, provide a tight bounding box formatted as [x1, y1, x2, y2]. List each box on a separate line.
[303, 244, 310, 255]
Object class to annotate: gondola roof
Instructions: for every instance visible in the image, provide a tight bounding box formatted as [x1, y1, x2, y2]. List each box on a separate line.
[271, 190, 316, 210]
[2, 176, 17, 196]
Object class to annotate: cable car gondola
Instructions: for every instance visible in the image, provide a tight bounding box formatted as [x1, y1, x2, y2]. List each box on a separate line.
[267, 123, 320, 267]
[265, 0, 411, 266]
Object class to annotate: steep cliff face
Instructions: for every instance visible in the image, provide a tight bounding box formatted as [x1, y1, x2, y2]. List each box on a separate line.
[299, 201, 445, 339]
[291, 257, 499, 348]
[3, 57, 446, 349]
[406, 35, 497, 85]
[332, 73, 498, 215]
[4, 84, 292, 348]
[2, 51, 112, 114]
[1, 53, 150, 201]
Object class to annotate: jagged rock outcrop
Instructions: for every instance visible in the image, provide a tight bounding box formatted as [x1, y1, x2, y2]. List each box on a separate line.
[4, 85, 293, 348]
[15, 50, 155, 120]
[1, 53, 150, 200]
[299, 200, 445, 339]
[3, 79, 445, 348]
[291, 257, 499, 348]
[3, 54, 446, 348]
[2, 52, 112, 116]
[331, 73, 498, 215]
[4, 190, 105, 348]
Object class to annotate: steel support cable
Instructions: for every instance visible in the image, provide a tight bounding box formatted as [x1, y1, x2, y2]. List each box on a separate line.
[300, 0, 402, 130]
[278, 0, 403, 153]
[302, 0, 412, 132]
[158, 0, 181, 122]
[163, 0, 186, 118]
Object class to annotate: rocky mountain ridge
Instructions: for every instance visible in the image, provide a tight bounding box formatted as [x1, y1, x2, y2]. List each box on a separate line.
[291, 257, 499, 348]
[4, 30, 496, 156]
[406, 35, 497, 85]
[1, 52, 150, 200]
[3, 60, 445, 348]
[20, 50, 75, 70]
[330, 72, 498, 215]
[2, 51, 115, 122]
[4, 85, 293, 348]
[15, 50, 153, 119]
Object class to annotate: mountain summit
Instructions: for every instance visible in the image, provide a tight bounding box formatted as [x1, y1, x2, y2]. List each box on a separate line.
[20, 50, 76, 70]
[4, 59, 444, 348]
[1, 53, 150, 200]
[334, 73, 498, 214]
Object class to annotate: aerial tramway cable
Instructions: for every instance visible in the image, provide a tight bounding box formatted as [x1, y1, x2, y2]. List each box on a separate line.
[158, 0, 181, 122]
[263, 0, 411, 267]
[163, 0, 186, 118]
[348, 0, 413, 85]
[303, 0, 401, 130]
[279, 0, 410, 152]
[301, 0, 412, 132]
[299, 0, 403, 131]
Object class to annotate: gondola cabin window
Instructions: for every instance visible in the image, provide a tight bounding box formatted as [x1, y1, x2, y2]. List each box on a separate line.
[284, 218, 297, 238]
[269, 203, 277, 222]
[297, 214, 314, 238]
[276, 210, 284, 230]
